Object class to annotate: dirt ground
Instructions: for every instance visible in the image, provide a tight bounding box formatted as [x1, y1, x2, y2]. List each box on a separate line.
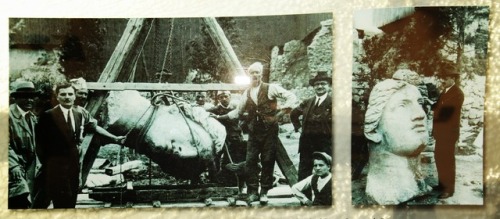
[352, 152, 484, 205]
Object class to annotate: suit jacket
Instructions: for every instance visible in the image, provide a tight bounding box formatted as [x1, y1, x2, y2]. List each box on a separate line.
[36, 105, 95, 164]
[290, 94, 332, 135]
[9, 104, 37, 197]
[432, 84, 464, 142]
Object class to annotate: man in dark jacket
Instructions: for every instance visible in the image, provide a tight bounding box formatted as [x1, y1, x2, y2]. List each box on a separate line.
[290, 72, 332, 181]
[34, 82, 125, 208]
[432, 69, 464, 199]
[208, 91, 246, 189]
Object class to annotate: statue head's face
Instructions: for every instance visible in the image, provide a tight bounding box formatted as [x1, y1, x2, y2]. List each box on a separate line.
[364, 79, 428, 156]
[378, 85, 428, 156]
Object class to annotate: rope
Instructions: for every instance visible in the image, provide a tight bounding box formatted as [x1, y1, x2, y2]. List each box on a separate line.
[159, 18, 175, 83]
[128, 19, 156, 82]
[223, 142, 240, 189]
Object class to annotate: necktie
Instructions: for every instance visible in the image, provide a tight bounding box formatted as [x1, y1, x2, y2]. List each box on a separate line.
[316, 98, 321, 107]
[25, 113, 32, 132]
[67, 111, 74, 138]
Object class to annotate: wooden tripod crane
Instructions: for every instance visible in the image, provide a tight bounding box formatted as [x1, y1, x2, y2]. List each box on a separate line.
[80, 18, 298, 188]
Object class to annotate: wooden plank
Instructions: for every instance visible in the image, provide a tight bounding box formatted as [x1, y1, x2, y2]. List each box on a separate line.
[86, 82, 248, 91]
[202, 17, 246, 80]
[81, 18, 154, 188]
[276, 139, 298, 186]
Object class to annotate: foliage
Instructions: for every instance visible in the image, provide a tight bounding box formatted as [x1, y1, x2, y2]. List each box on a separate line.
[59, 19, 107, 81]
[185, 17, 241, 83]
[361, 6, 489, 84]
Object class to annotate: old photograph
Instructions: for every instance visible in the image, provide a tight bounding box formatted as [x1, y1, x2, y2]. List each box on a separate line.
[8, 14, 333, 208]
[351, 6, 487, 205]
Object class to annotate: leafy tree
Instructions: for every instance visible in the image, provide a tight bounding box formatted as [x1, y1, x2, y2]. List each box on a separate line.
[186, 17, 240, 83]
[59, 19, 107, 81]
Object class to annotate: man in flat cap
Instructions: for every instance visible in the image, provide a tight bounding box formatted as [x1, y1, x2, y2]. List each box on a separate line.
[290, 71, 332, 181]
[69, 78, 89, 108]
[432, 68, 464, 199]
[208, 91, 246, 190]
[291, 152, 332, 206]
[8, 81, 39, 208]
[224, 61, 297, 204]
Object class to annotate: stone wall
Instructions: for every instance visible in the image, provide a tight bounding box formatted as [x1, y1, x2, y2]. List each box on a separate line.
[269, 19, 333, 100]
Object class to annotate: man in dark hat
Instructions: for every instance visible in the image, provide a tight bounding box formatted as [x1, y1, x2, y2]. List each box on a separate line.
[432, 68, 464, 199]
[290, 71, 332, 181]
[291, 151, 332, 206]
[8, 81, 39, 208]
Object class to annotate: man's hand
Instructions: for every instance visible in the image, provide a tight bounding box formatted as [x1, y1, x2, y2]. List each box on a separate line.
[11, 166, 24, 180]
[281, 107, 292, 114]
[114, 136, 127, 144]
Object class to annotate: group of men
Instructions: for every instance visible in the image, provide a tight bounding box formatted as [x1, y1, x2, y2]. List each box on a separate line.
[207, 62, 333, 206]
[9, 61, 334, 208]
[9, 79, 125, 209]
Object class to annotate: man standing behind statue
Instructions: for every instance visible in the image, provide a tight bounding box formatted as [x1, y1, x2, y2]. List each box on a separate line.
[8, 81, 39, 209]
[69, 78, 89, 108]
[226, 62, 296, 204]
[35, 82, 125, 208]
[208, 91, 246, 190]
[432, 68, 464, 199]
[290, 71, 332, 181]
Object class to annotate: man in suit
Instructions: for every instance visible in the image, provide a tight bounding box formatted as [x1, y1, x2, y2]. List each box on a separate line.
[223, 62, 296, 204]
[35, 82, 125, 208]
[432, 68, 464, 199]
[290, 72, 332, 181]
[8, 81, 39, 208]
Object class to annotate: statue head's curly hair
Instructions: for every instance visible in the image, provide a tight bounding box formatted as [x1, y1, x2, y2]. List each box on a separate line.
[364, 79, 408, 142]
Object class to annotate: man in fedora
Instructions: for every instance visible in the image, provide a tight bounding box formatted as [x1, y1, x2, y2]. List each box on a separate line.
[432, 67, 464, 199]
[290, 71, 332, 181]
[291, 152, 332, 206]
[8, 81, 39, 208]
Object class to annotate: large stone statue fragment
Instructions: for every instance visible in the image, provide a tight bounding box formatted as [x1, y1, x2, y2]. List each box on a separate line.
[104, 90, 226, 182]
[363, 79, 431, 204]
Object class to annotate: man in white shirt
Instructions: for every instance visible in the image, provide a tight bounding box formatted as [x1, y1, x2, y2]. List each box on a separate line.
[222, 62, 296, 204]
[291, 152, 332, 206]
[34, 82, 125, 208]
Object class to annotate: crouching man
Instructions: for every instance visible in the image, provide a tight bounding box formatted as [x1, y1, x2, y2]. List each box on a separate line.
[291, 152, 332, 206]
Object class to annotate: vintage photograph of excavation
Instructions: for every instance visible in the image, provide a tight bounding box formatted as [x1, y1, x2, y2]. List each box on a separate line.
[351, 6, 487, 205]
[8, 14, 333, 208]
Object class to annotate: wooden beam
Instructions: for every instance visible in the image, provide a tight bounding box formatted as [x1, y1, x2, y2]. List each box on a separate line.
[81, 18, 154, 188]
[86, 82, 248, 91]
[202, 17, 246, 80]
[276, 139, 298, 186]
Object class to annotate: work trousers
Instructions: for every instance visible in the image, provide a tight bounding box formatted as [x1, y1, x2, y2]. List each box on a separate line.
[245, 124, 279, 195]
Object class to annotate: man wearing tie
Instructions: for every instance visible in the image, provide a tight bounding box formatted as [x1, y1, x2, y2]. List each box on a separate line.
[35, 82, 125, 208]
[8, 81, 39, 208]
[290, 72, 332, 181]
